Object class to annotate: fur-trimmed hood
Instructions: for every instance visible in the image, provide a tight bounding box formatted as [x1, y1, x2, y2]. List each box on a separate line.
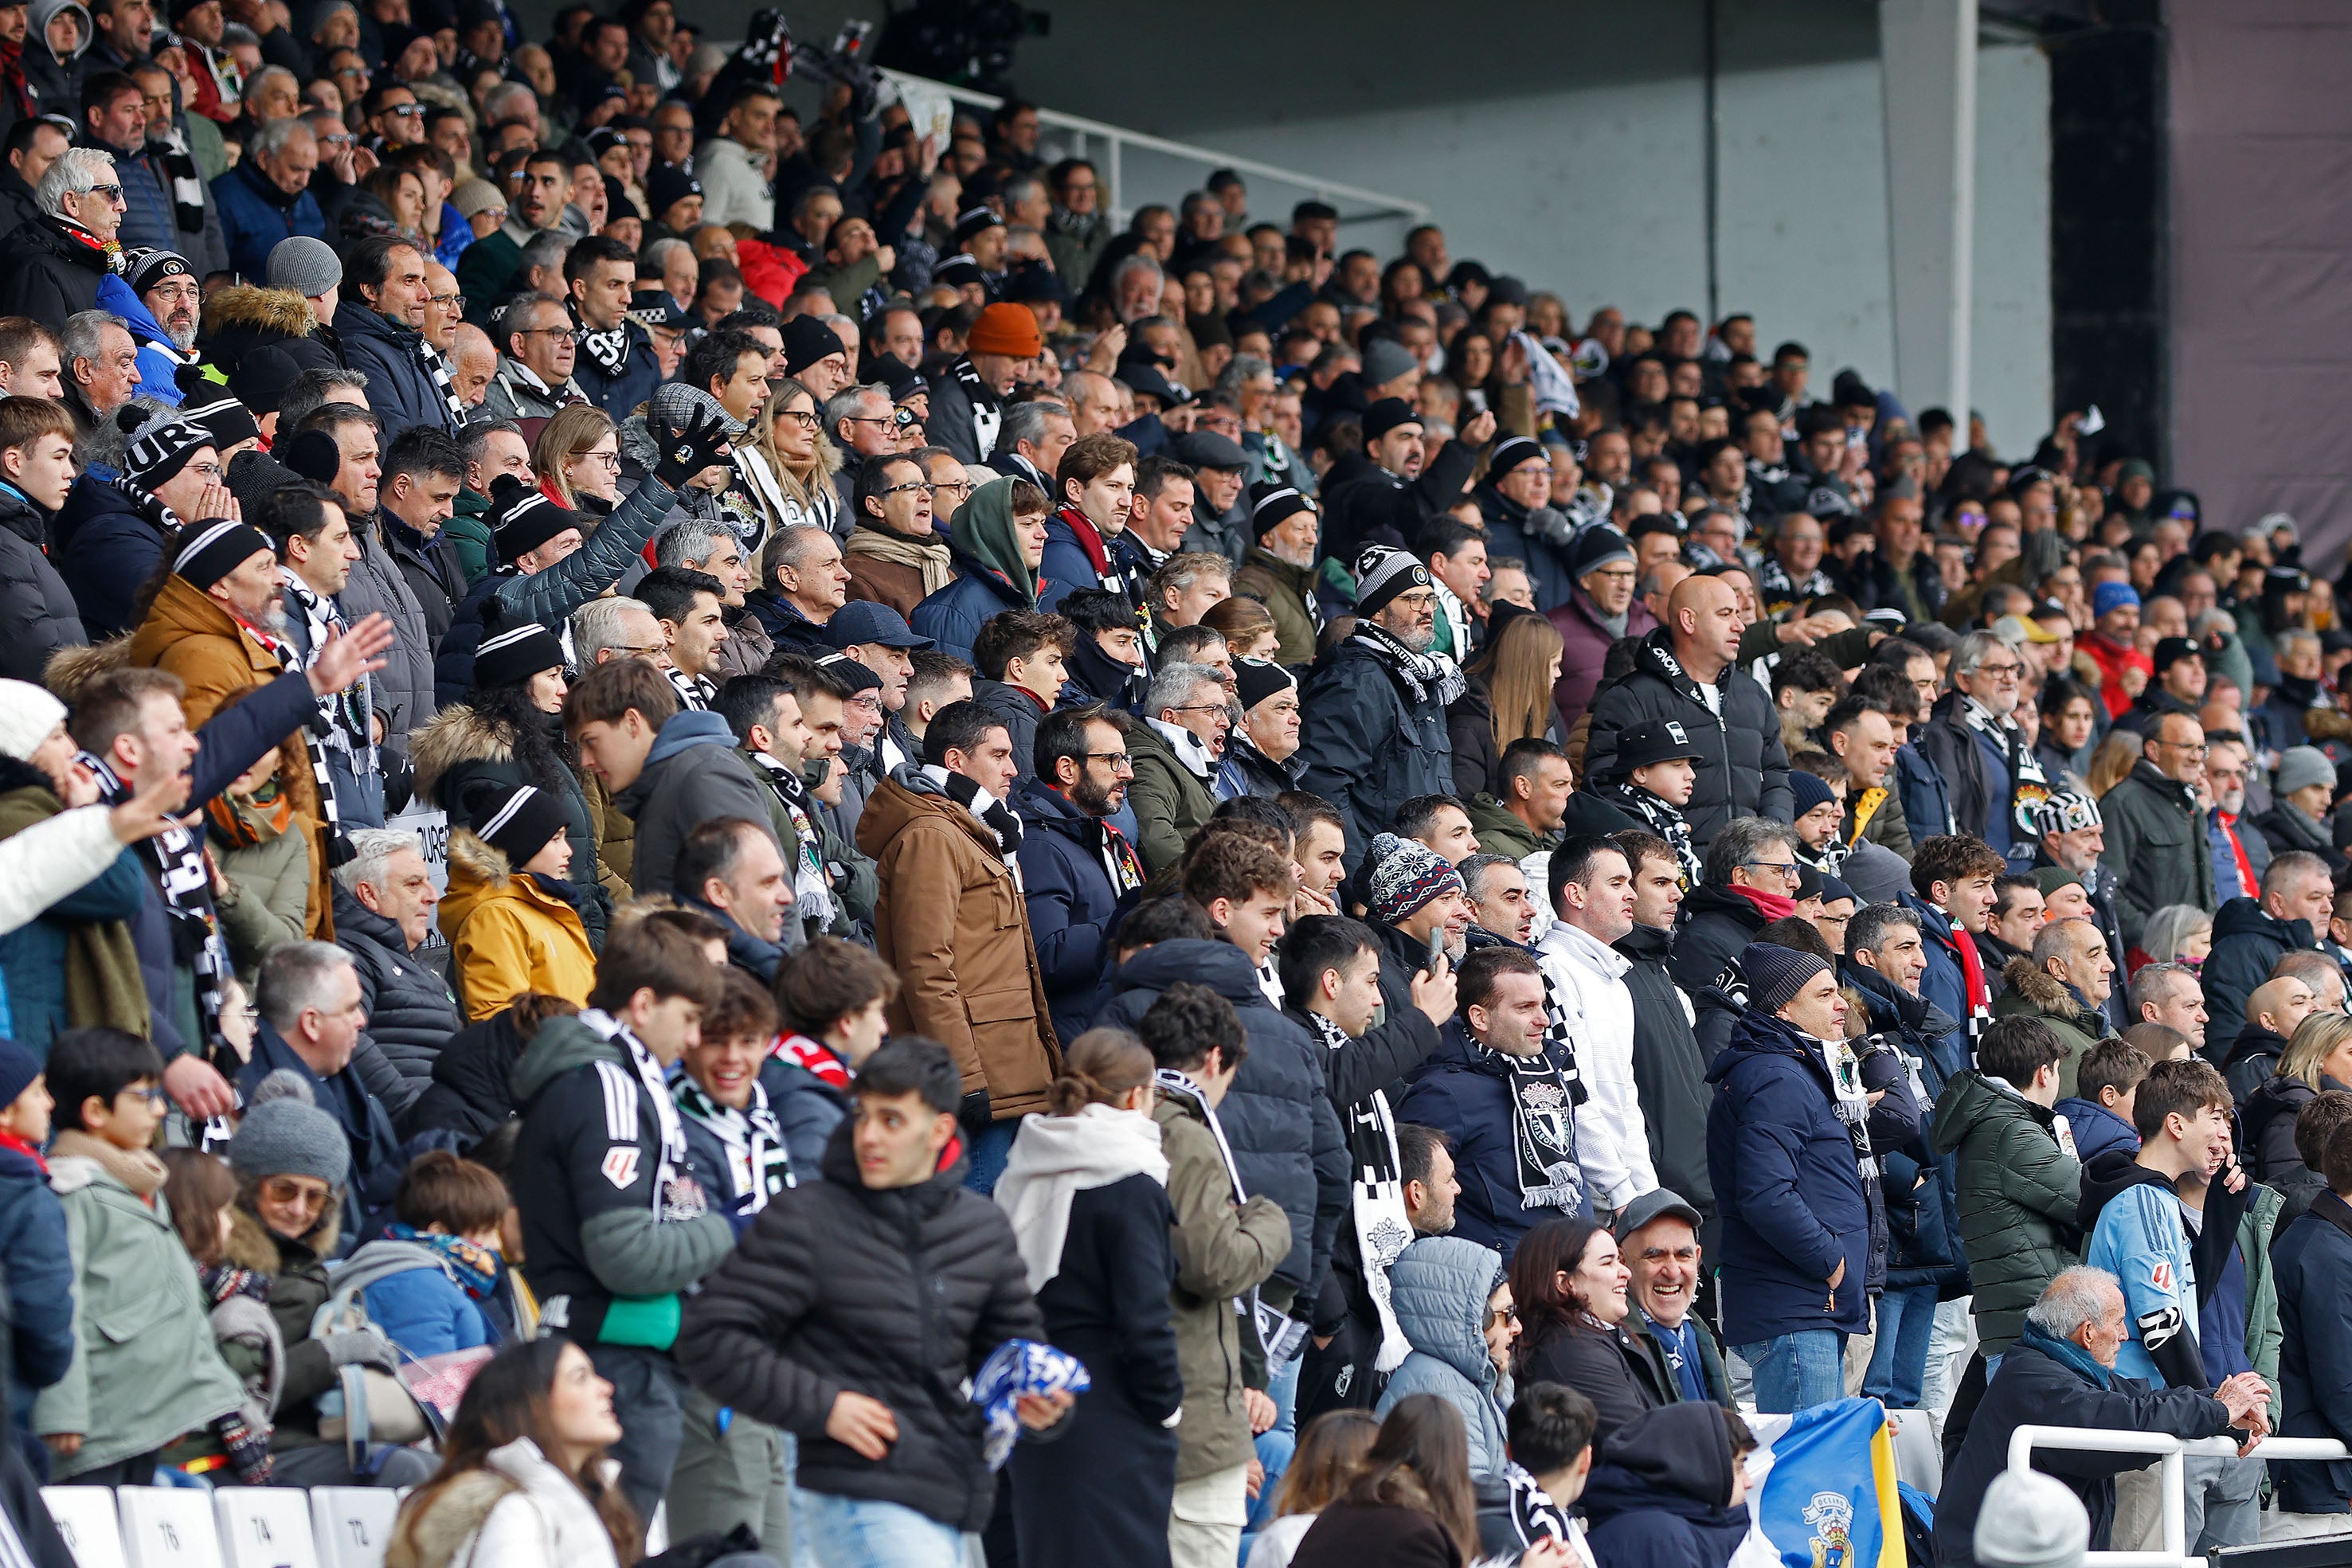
[444, 826, 517, 897]
[2000, 955, 2099, 1023]
[199, 284, 319, 342]
[409, 704, 517, 808]
[41, 635, 129, 704]
[385, 1468, 520, 1568]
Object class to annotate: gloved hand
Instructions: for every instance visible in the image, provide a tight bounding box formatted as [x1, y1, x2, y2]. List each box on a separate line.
[958, 1089, 992, 1134]
[654, 404, 735, 488]
[319, 1327, 398, 1370]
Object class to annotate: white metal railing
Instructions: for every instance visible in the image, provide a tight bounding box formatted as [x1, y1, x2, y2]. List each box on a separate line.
[879, 67, 1430, 233]
[2005, 1424, 2352, 1568]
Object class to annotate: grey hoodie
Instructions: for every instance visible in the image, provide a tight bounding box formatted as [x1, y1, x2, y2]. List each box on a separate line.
[613, 708, 781, 897]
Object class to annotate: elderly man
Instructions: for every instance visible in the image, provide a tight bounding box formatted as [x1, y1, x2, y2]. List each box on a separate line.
[1618, 1190, 1730, 1406]
[212, 116, 326, 281]
[1585, 573, 1790, 854]
[331, 827, 459, 1094]
[1935, 1267, 2266, 1568]
[748, 526, 851, 659]
[1298, 545, 1457, 874]
[2203, 850, 2334, 1064]
[482, 292, 587, 420]
[2100, 712, 2215, 948]
[2035, 790, 2131, 1029]
[57, 311, 140, 439]
[1918, 630, 2048, 871]
[1127, 661, 1227, 875]
[0, 148, 128, 321]
[1990, 915, 2121, 1100]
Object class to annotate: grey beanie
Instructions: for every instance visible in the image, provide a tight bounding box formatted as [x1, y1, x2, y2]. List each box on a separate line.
[2277, 745, 2337, 800]
[226, 1069, 350, 1186]
[267, 235, 342, 299]
[1973, 1470, 2088, 1568]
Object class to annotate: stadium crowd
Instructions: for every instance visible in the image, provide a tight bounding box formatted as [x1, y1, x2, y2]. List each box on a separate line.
[0, 6, 2342, 1568]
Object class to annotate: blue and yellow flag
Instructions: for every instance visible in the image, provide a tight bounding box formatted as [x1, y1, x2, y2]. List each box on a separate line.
[1733, 1397, 1907, 1568]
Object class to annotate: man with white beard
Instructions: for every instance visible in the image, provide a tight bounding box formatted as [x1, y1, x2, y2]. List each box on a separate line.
[131, 249, 201, 354]
[2033, 790, 2131, 1030]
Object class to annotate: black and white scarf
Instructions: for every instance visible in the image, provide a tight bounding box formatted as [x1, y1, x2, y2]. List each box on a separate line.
[746, 748, 836, 929]
[1959, 694, 2053, 844]
[1490, 1039, 1587, 1213]
[1601, 781, 1700, 888]
[662, 663, 711, 711]
[1156, 1066, 1307, 1367]
[87, 753, 232, 1054]
[577, 319, 634, 378]
[280, 570, 374, 773]
[1818, 1032, 1878, 1183]
[949, 356, 1004, 460]
[1491, 1462, 1574, 1556]
[577, 1008, 702, 1220]
[1351, 619, 1465, 709]
[673, 1075, 794, 1206]
[1758, 556, 1833, 612]
[243, 614, 350, 867]
[927, 764, 1023, 861]
[420, 338, 466, 428]
[1308, 1011, 1411, 1374]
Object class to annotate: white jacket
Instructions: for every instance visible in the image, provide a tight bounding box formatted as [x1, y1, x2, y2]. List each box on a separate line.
[693, 137, 775, 231]
[452, 1439, 624, 1568]
[0, 805, 127, 939]
[1535, 918, 1655, 1210]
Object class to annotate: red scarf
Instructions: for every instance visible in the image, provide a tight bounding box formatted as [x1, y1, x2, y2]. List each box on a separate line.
[773, 1032, 851, 1090]
[0, 1130, 47, 1173]
[1943, 905, 1990, 1017]
[2217, 811, 2256, 897]
[1053, 503, 1110, 578]
[1727, 883, 1797, 923]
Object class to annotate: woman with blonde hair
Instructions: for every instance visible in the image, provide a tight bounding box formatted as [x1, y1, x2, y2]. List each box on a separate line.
[2087, 727, 2143, 799]
[2128, 904, 2212, 976]
[996, 1027, 1180, 1568]
[1203, 595, 1280, 663]
[531, 405, 623, 515]
[748, 376, 843, 539]
[1448, 608, 1565, 799]
[2247, 1009, 2352, 1183]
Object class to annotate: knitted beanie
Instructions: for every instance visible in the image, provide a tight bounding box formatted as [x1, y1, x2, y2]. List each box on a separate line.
[1353, 545, 1430, 620]
[1365, 831, 1465, 926]
[1743, 942, 1830, 1018]
[226, 1069, 350, 1185]
[1973, 1470, 2088, 1568]
[1790, 769, 1837, 818]
[0, 1039, 39, 1109]
[0, 679, 66, 762]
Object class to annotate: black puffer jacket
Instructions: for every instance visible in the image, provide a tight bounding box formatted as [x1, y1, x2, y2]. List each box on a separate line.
[1583, 628, 1791, 853]
[1297, 635, 1455, 876]
[675, 1123, 1044, 1533]
[405, 1003, 537, 1145]
[0, 486, 82, 682]
[1098, 939, 1348, 1306]
[1665, 882, 1771, 1001]
[331, 881, 460, 1093]
[1614, 922, 1714, 1217]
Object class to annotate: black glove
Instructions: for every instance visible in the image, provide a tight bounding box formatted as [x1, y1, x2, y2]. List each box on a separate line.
[653, 404, 734, 488]
[958, 1088, 992, 1133]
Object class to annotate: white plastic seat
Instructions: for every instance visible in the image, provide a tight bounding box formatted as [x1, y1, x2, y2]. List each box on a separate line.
[213, 1488, 320, 1568]
[306, 1490, 397, 1568]
[38, 1487, 128, 1568]
[115, 1487, 224, 1568]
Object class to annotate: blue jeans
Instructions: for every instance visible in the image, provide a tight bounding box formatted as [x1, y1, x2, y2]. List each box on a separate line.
[1243, 1355, 1302, 1542]
[1862, 1285, 1939, 1408]
[962, 1119, 1018, 1195]
[790, 1488, 965, 1568]
[1736, 1330, 1846, 1414]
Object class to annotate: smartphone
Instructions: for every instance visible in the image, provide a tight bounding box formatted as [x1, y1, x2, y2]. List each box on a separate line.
[1426, 927, 1447, 970]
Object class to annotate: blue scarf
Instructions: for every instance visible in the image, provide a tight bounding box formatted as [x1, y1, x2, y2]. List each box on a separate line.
[2019, 1320, 2113, 1389]
[386, 1223, 504, 1300]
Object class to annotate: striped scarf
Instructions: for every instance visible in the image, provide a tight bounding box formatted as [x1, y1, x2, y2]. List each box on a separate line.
[418, 338, 465, 428]
[243, 605, 351, 868]
[86, 753, 233, 1054]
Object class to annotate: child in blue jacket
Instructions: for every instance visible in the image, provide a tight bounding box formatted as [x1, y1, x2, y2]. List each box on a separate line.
[345, 1152, 504, 1360]
[2058, 1038, 2150, 1169]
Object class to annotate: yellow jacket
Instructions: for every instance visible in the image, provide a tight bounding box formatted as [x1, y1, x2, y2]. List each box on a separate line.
[436, 830, 596, 1019]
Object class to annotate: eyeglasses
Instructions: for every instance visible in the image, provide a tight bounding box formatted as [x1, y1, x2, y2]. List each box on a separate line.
[1084, 750, 1133, 773]
[574, 449, 621, 469]
[842, 413, 895, 427]
[2154, 740, 2209, 758]
[260, 1175, 331, 1212]
[777, 409, 821, 429]
[116, 1085, 168, 1110]
[430, 291, 465, 309]
[1168, 703, 1228, 718]
[386, 102, 424, 117]
[187, 459, 222, 480]
[84, 182, 124, 205]
[876, 479, 929, 497]
[928, 479, 973, 498]
[1391, 589, 1438, 609]
[1741, 859, 1802, 885]
[318, 132, 355, 148]
[1972, 660, 2024, 679]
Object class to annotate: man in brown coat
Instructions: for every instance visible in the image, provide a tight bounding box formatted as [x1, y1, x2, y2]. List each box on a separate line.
[854, 697, 1058, 1192]
[843, 451, 953, 618]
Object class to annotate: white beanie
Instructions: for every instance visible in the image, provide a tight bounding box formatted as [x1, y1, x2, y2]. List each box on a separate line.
[0, 679, 66, 762]
[1973, 1470, 2089, 1568]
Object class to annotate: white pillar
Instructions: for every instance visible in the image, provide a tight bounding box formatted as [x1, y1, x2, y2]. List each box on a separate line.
[1880, 0, 1978, 423]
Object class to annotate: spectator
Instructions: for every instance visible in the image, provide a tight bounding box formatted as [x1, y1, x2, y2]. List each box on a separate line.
[2246, 1011, 2352, 1187]
[2033, 792, 2131, 1025]
[439, 784, 596, 1018]
[1931, 1015, 2084, 1362]
[1665, 815, 1800, 1002]
[2203, 850, 2334, 1064]
[1036, 429, 1135, 612]
[855, 699, 1058, 1193]
[2099, 711, 2214, 949]
[0, 1038, 69, 1453]
[1466, 737, 1571, 862]
[1478, 1382, 1596, 1567]
[843, 452, 952, 620]
[1297, 545, 1457, 874]
[1705, 942, 1869, 1412]
[1591, 717, 1704, 893]
[2170, 1128, 2282, 1557]
[1287, 1394, 1482, 1568]
[1510, 1215, 1669, 1449]
[1917, 630, 2047, 870]
[2273, 1111, 2352, 1530]
[2252, 745, 2346, 878]
[1447, 609, 1563, 801]
[1900, 834, 2007, 1085]
[2057, 1037, 2151, 1167]
[1129, 661, 1230, 875]
[1935, 1266, 2262, 1568]
[1376, 1235, 1513, 1480]
[1247, 1409, 1380, 1568]
[1610, 829, 1714, 1220]
[1015, 706, 1146, 1042]
[1990, 916, 2122, 1099]
[332, 827, 460, 1091]
[1583, 573, 1791, 854]
[1576, 1402, 1754, 1568]
[965, 609, 1071, 785]
[1532, 838, 1650, 1215]
[1544, 527, 1653, 729]
[673, 817, 795, 983]
[508, 920, 731, 1518]
[1616, 1191, 1730, 1407]
[343, 1150, 504, 1361]
[2130, 959, 2210, 1059]
[36, 1027, 255, 1484]
[764, 936, 898, 1175]
[2276, 1092, 2352, 1227]
[0, 395, 84, 681]
[911, 473, 1048, 663]
[1232, 481, 1323, 668]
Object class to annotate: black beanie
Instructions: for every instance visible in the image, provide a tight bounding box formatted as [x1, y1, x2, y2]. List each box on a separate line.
[1234, 658, 1296, 714]
[173, 518, 274, 590]
[472, 623, 567, 690]
[464, 780, 569, 868]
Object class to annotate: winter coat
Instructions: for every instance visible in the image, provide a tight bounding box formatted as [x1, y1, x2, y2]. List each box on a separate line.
[32, 1152, 245, 1476]
[1124, 718, 1218, 877]
[1288, 1503, 1458, 1568]
[1579, 1402, 1751, 1568]
[2244, 1070, 2352, 1187]
[2202, 896, 2315, 1064]
[2098, 759, 2213, 949]
[2273, 1193, 2352, 1512]
[51, 472, 173, 640]
[333, 880, 460, 1089]
[1011, 775, 1136, 1044]
[1398, 1019, 1584, 1258]
[1704, 1007, 1871, 1344]
[405, 1004, 533, 1147]
[237, 1017, 407, 1237]
[674, 1123, 1043, 1531]
[0, 214, 109, 324]
[1930, 1069, 2084, 1353]
[967, 678, 1051, 784]
[1463, 792, 1554, 862]
[612, 710, 777, 899]
[194, 283, 338, 383]
[1988, 956, 2118, 1101]
[856, 769, 1059, 1120]
[1664, 882, 1770, 1002]
[0, 758, 147, 1060]
[0, 1145, 73, 1417]
[1548, 585, 1656, 729]
[1583, 628, 1791, 853]
[0, 486, 82, 682]
[1230, 548, 1321, 669]
[387, 1437, 622, 1568]
[1935, 1335, 2234, 1568]
[211, 804, 310, 979]
[2056, 1097, 2139, 1167]
[909, 549, 1035, 664]
[1296, 637, 1455, 875]
[350, 1239, 496, 1361]
[571, 321, 661, 423]
[411, 704, 609, 950]
[1101, 940, 1348, 1304]
[1375, 1236, 1511, 1480]
[338, 303, 460, 440]
[436, 831, 596, 1019]
[211, 158, 326, 280]
[1616, 922, 1714, 1218]
[1006, 1167, 1182, 1568]
[126, 573, 333, 936]
[1151, 1087, 1292, 1483]
[339, 516, 436, 761]
[1519, 1316, 1673, 1454]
